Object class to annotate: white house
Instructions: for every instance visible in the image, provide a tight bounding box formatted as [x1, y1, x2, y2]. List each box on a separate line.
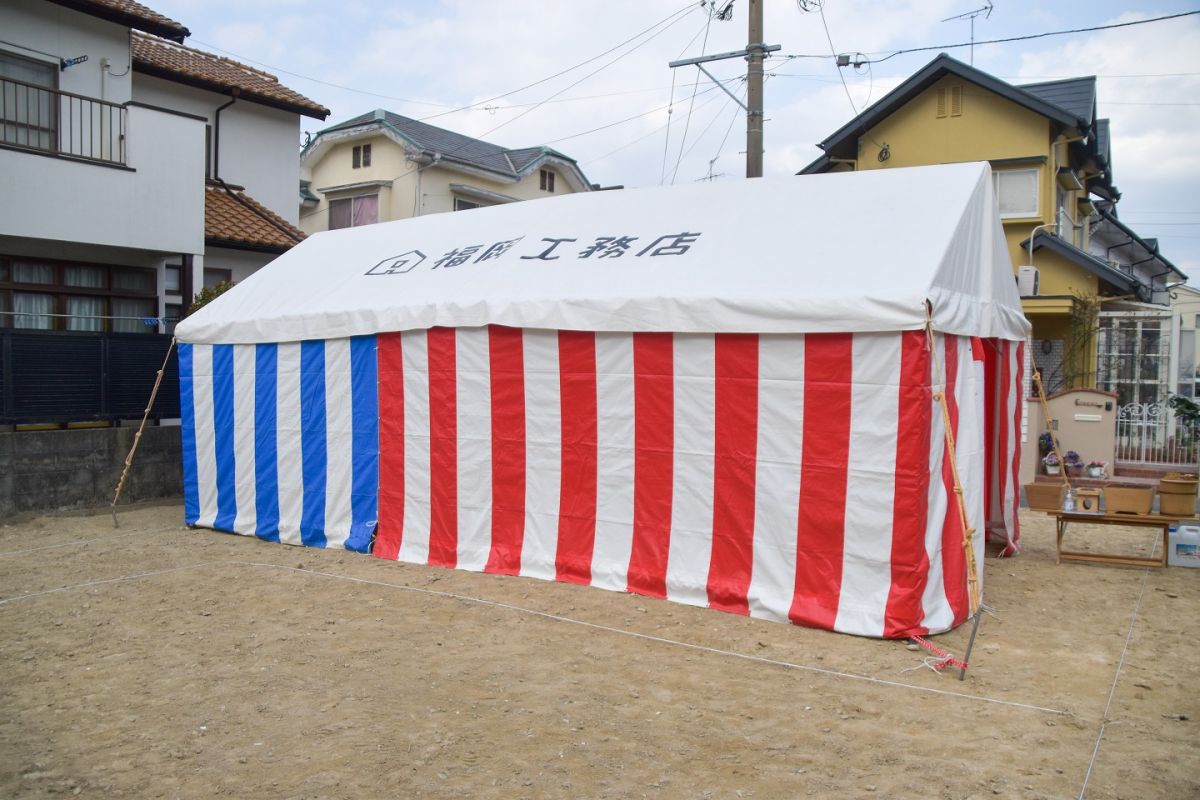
[0, 0, 327, 343]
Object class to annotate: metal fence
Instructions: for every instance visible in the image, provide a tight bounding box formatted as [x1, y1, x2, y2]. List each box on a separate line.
[0, 331, 178, 425]
[1, 76, 126, 165]
[1115, 401, 1200, 467]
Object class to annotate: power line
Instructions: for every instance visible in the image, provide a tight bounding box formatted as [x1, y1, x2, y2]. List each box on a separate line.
[670, 6, 716, 184]
[199, 2, 698, 121]
[543, 79, 733, 147]
[461, 7, 698, 144]
[778, 11, 1200, 65]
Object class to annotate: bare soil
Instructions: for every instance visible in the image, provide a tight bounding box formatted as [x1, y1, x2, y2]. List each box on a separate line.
[0, 504, 1196, 799]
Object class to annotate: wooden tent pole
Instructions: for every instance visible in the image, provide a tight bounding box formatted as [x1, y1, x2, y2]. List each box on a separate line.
[1032, 372, 1072, 495]
[110, 337, 176, 528]
[923, 317, 982, 640]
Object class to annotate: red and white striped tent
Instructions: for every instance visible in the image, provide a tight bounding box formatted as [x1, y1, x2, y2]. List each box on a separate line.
[175, 161, 1030, 639]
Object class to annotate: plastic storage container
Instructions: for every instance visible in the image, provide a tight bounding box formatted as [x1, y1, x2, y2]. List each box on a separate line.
[1168, 524, 1200, 568]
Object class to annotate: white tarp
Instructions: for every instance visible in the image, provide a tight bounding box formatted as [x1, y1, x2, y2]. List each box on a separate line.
[176, 162, 1030, 345]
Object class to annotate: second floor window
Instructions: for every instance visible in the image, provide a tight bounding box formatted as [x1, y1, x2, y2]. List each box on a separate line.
[353, 143, 372, 169]
[329, 194, 379, 229]
[992, 168, 1039, 219]
[540, 169, 555, 192]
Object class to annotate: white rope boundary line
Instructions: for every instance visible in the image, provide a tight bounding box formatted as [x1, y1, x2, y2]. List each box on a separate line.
[1077, 563, 1152, 799]
[0, 529, 165, 558]
[0, 558, 1070, 717]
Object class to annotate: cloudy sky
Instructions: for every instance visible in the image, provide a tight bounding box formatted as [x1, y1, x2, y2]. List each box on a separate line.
[151, 0, 1200, 274]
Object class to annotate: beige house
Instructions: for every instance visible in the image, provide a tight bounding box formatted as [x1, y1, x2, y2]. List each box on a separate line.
[299, 109, 593, 233]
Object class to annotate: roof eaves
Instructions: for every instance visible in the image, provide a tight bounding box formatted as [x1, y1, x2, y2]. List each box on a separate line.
[46, 0, 189, 42]
[1096, 206, 1188, 282]
[1021, 230, 1137, 292]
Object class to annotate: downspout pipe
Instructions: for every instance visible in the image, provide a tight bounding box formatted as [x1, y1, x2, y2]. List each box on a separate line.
[212, 90, 239, 181]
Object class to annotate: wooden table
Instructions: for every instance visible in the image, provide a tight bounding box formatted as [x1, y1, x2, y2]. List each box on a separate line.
[1051, 511, 1191, 568]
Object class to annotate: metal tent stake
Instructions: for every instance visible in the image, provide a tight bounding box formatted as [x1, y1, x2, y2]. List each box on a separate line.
[959, 609, 983, 681]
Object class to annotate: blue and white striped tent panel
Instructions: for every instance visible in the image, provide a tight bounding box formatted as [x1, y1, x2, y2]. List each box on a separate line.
[179, 337, 379, 552]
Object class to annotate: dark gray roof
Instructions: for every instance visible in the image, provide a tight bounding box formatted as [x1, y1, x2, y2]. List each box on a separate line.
[1019, 230, 1137, 293]
[1018, 77, 1096, 123]
[315, 109, 581, 180]
[798, 54, 1090, 173]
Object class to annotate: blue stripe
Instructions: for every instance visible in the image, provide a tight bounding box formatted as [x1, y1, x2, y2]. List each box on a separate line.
[211, 344, 237, 532]
[299, 340, 327, 547]
[347, 335, 379, 553]
[254, 343, 280, 542]
[179, 343, 200, 525]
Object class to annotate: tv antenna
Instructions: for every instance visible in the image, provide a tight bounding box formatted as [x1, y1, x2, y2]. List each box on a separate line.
[942, 1, 993, 65]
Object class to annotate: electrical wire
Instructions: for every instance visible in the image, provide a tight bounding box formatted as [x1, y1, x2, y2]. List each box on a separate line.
[194, 1, 698, 120]
[543, 79, 732, 148]
[778, 10, 1200, 66]
[816, 4, 886, 153]
[458, 7, 698, 146]
[669, 6, 715, 184]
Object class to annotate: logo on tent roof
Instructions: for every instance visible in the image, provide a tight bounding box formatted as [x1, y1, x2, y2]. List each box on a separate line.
[366, 250, 427, 276]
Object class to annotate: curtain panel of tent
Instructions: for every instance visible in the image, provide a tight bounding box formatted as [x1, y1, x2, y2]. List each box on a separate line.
[179, 328, 1022, 639]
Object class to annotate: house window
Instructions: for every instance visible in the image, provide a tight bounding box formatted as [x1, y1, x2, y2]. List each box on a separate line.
[165, 265, 182, 294]
[329, 195, 379, 229]
[352, 143, 372, 169]
[540, 169, 555, 192]
[453, 198, 482, 212]
[992, 168, 1039, 219]
[0, 256, 157, 333]
[203, 268, 232, 289]
[0, 50, 57, 152]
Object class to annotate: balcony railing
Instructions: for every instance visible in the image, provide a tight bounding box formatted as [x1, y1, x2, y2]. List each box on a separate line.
[1, 76, 126, 166]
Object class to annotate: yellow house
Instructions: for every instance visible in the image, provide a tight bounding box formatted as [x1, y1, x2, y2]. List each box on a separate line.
[798, 54, 1179, 391]
[299, 109, 594, 234]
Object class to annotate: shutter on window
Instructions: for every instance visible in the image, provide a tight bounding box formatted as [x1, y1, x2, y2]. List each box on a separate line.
[950, 85, 963, 117]
[936, 88, 947, 118]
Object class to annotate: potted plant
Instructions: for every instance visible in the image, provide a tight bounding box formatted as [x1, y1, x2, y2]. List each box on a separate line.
[1086, 460, 1107, 479]
[1042, 452, 1061, 475]
[1064, 450, 1084, 477]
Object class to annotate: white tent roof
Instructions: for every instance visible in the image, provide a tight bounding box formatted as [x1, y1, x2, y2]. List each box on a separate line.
[177, 162, 1030, 344]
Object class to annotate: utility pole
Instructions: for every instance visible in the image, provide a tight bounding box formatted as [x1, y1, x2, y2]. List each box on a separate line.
[746, 0, 764, 178]
[668, 4, 778, 180]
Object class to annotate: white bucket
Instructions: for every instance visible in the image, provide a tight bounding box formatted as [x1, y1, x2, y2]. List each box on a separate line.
[1168, 524, 1200, 568]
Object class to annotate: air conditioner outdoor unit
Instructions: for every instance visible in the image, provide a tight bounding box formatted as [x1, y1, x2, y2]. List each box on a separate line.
[1017, 266, 1040, 297]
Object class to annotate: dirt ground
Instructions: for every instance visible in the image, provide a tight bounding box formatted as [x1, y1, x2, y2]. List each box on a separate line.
[0, 504, 1195, 800]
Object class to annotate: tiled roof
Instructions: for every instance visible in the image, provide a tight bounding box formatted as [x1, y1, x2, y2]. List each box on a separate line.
[47, 0, 189, 41]
[318, 109, 580, 179]
[132, 32, 329, 119]
[1018, 77, 1096, 124]
[205, 185, 305, 252]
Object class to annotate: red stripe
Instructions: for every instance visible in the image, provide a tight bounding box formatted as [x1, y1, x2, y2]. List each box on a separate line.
[996, 339, 1012, 547]
[555, 331, 599, 585]
[789, 333, 852, 630]
[975, 337, 996, 531]
[707, 333, 759, 615]
[627, 332, 674, 599]
[884, 330, 932, 638]
[1006, 342, 1024, 555]
[939, 335, 970, 625]
[426, 327, 458, 568]
[484, 326, 526, 574]
[374, 332, 405, 560]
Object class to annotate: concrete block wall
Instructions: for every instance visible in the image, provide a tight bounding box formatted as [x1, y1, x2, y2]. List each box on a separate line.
[0, 426, 182, 517]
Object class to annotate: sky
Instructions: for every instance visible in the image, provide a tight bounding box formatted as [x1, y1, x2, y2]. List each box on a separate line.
[150, 0, 1200, 275]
